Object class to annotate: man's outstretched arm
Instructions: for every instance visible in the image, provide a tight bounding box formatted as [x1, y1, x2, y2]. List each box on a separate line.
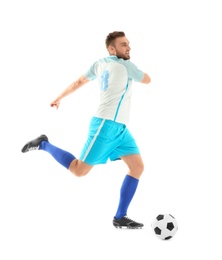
[50, 75, 90, 109]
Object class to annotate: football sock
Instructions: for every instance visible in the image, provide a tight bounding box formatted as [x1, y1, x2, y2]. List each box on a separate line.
[40, 141, 76, 169]
[115, 175, 139, 220]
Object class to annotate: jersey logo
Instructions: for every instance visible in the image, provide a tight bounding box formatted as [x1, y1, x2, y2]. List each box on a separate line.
[100, 70, 109, 91]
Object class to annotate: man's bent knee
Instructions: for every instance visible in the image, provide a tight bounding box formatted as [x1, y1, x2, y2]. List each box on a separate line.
[130, 163, 144, 179]
[68, 159, 93, 177]
[121, 154, 145, 179]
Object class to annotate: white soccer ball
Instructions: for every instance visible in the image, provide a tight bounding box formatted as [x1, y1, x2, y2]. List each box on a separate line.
[151, 213, 178, 240]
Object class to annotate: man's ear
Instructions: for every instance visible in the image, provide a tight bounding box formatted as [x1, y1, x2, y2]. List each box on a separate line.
[107, 45, 116, 55]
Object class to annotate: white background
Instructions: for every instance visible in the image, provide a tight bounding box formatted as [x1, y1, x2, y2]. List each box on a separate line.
[1, 0, 222, 259]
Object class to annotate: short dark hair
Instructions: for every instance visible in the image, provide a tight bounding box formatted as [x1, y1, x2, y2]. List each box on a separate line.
[105, 31, 125, 48]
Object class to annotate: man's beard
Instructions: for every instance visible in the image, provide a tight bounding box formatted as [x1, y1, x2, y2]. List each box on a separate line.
[116, 52, 130, 60]
[117, 56, 130, 60]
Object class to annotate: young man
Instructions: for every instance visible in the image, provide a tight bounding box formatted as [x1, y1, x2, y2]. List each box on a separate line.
[21, 31, 151, 228]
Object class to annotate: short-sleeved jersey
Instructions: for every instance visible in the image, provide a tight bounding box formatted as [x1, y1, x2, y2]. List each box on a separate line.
[84, 55, 144, 125]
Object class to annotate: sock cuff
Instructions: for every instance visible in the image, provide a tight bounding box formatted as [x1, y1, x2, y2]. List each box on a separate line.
[124, 175, 139, 185]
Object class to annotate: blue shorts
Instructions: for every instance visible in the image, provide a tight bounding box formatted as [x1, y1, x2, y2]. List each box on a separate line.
[79, 117, 140, 166]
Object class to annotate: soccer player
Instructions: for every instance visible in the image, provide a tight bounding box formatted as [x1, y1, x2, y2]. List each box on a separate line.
[21, 31, 151, 228]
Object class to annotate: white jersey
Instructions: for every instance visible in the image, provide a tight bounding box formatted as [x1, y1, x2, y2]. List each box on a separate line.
[84, 55, 144, 125]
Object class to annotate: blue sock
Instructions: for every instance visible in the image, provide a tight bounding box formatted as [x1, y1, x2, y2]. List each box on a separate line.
[40, 141, 76, 169]
[115, 175, 139, 220]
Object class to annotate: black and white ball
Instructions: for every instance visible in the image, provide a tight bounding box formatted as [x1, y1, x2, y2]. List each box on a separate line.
[151, 214, 178, 240]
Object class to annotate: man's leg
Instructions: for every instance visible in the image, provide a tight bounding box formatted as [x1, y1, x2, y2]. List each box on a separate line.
[113, 154, 144, 228]
[21, 134, 93, 177]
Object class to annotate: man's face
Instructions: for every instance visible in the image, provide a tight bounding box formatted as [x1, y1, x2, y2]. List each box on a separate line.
[112, 37, 131, 60]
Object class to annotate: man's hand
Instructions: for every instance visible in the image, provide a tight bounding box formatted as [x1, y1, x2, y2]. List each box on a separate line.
[50, 99, 60, 109]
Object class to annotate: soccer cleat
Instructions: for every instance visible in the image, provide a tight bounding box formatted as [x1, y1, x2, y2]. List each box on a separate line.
[113, 215, 144, 229]
[21, 134, 48, 153]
